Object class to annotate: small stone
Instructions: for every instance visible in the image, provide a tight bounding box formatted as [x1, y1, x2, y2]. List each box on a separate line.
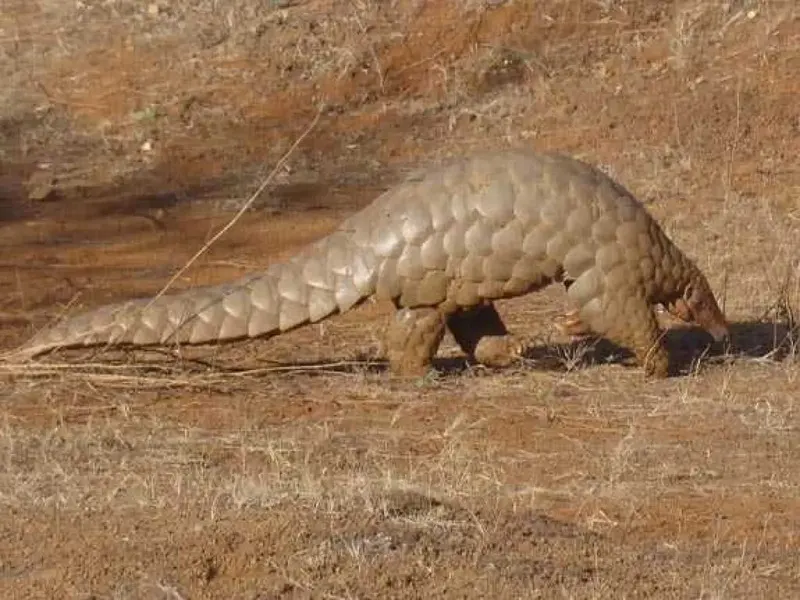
[26, 172, 57, 202]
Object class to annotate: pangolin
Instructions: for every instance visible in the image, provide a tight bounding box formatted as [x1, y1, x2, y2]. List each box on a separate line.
[19, 150, 728, 377]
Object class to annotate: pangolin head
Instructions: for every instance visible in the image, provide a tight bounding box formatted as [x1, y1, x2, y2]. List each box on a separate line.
[666, 273, 729, 341]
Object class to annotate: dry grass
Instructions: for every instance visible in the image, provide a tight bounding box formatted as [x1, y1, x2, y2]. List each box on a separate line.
[1, 0, 799, 598]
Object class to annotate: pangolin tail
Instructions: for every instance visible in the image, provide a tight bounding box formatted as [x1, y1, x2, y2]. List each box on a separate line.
[21, 230, 379, 357]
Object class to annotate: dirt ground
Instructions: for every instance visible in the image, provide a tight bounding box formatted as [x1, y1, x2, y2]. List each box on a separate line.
[1, 1, 799, 598]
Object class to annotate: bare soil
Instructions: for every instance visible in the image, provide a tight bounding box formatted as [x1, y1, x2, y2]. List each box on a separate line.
[1, 1, 798, 598]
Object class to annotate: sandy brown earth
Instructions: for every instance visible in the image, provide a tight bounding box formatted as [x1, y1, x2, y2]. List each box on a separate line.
[1, 1, 799, 598]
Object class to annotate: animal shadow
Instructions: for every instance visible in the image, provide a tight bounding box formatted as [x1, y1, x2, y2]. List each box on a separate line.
[212, 319, 796, 378]
[521, 319, 797, 376]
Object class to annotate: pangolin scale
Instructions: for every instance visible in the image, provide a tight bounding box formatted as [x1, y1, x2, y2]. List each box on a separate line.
[20, 150, 728, 377]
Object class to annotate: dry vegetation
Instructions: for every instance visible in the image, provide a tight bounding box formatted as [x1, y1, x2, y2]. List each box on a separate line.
[1, 1, 799, 598]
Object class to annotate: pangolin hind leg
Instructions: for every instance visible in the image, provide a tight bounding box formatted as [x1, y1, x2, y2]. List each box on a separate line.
[384, 307, 447, 376]
[446, 303, 524, 368]
[556, 279, 592, 338]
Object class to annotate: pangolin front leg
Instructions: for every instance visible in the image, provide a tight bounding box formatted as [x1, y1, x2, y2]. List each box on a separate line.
[571, 285, 670, 377]
[446, 303, 524, 368]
